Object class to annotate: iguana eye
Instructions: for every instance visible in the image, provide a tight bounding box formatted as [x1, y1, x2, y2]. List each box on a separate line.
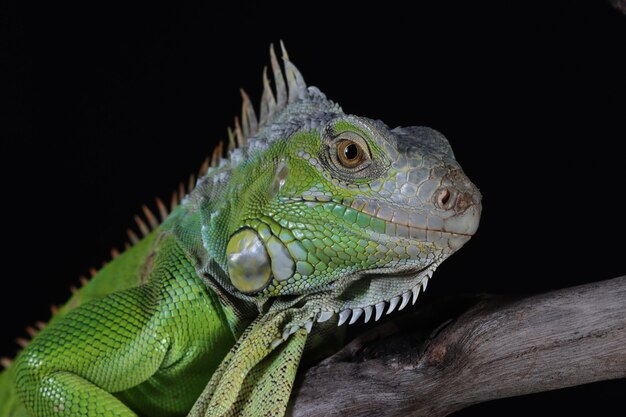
[337, 140, 364, 167]
[335, 133, 370, 169]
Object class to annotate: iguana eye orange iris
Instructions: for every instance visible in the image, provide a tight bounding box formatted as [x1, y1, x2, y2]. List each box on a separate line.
[337, 139, 365, 168]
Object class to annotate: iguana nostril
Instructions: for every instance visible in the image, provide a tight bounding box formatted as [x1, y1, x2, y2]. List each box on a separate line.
[434, 187, 456, 210]
[439, 189, 450, 205]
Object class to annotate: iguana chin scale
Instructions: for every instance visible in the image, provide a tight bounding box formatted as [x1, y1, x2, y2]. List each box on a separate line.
[0, 43, 482, 417]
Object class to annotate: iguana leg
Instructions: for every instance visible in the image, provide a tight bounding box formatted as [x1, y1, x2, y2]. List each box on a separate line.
[14, 286, 167, 417]
[188, 310, 308, 417]
[26, 372, 136, 416]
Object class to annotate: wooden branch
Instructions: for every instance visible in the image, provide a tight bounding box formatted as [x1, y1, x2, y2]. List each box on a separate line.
[289, 276, 626, 417]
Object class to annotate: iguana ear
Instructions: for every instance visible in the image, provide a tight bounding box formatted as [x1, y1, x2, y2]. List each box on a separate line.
[188, 309, 307, 417]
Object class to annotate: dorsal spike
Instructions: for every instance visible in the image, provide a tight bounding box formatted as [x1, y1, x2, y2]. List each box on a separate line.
[270, 43, 287, 110]
[69, 285, 78, 294]
[279, 40, 290, 60]
[50, 304, 59, 315]
[198, 157, 210, 177]
[16, 337, 29, 348]
[280, 41, 306, 102]
[218, 140, 224, 161]
[260, 66, 276, 125]
[240, 89, 258, 138]
[134, 215, 150, 237]
[234, 117, 245, 148]
[35, 321, 47, 330]
[79, 276, 89, 286]
[126, 228, 140, 245]
[178, 182, 186, 201]
[240, 93, 250, 137]
[258, 97, 268, 129]
[142, 205, 159, 230]
[227, 127, 236, 152]
[155, 197, 168, 222]
[26, 326, 38, 338]
[170, 191, 179, 211]
[283, 59, 307, 102]
[89, 268, 98, 277]
[1, 357, 12, 369]
[211, 141, 222, 167]
[188, 173, 196, 194]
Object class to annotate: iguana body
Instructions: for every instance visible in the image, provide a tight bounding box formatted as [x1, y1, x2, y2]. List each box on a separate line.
[0, 44, 482, 417]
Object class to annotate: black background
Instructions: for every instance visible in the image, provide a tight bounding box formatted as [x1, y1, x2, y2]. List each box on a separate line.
[4, 1, 625, 415]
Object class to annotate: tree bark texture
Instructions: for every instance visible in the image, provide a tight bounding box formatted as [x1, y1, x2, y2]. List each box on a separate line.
[289, 276, 626, 416]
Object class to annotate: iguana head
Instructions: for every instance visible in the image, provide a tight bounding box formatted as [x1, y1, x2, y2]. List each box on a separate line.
[194, 44, 481, 335]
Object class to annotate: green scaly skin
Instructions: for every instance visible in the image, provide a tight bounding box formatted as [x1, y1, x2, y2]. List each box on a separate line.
[0, 44, 482, 417]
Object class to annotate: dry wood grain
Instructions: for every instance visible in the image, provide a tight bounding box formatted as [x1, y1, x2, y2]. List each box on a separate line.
[289, 276, 626, 417]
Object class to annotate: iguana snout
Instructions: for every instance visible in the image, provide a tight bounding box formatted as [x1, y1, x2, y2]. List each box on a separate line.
[433, 169, 482, 249]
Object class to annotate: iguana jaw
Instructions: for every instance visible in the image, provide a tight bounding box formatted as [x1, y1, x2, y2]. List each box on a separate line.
[320, 262, 440, 323]
[270, 263, 439, 344]
[270, 182, 481, 342]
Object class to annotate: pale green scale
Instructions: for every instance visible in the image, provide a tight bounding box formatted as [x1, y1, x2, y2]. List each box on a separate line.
[286, 241, 307, 262]
[266, 236, 294, 281]
[279, 229, 294, 243]
[296, 261, 314, 276]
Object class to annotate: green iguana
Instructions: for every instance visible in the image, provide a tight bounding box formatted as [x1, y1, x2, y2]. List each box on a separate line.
[0, 43, 482, 417]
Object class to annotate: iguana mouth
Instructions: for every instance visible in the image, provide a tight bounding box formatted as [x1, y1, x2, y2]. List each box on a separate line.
[281, 196, 481, 239]
[337, 197, 480, 237]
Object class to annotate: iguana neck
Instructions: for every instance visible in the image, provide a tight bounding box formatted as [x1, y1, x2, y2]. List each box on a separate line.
[160, 196, 258, 337]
